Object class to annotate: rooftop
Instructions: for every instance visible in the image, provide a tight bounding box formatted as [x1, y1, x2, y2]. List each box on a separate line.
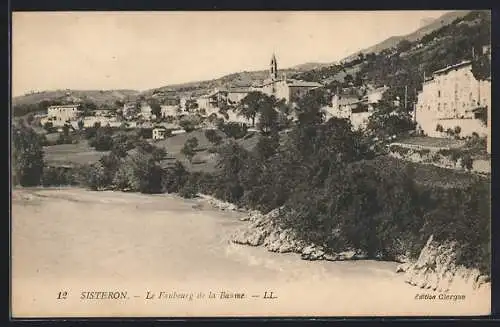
[286, 79, 323, 88]
[432, 60, 472, 76]
[47, 104, 80, 109]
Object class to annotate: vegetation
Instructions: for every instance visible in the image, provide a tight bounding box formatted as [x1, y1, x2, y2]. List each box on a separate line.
[12, 126, 45, 186]
[219, 122, 248, 139]
[205, 129, 223, 145]
[181, 137, 199, 163]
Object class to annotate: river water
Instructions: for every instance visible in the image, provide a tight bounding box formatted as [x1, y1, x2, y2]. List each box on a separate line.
[11, 188, 490, 317]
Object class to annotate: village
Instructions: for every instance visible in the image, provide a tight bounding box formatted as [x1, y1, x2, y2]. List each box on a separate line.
[32, 48, 491, 174]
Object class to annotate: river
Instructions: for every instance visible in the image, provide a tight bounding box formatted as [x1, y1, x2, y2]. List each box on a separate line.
[11, 187, 490, 317]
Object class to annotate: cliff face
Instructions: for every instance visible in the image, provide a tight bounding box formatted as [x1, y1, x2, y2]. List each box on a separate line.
[397, 235, 490, 293]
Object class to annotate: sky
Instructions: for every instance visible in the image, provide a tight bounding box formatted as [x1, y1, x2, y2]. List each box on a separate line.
[12, 10, 453, 96]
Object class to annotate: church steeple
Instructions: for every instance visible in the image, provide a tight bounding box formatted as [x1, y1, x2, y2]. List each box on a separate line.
[270, 53, 278, 81]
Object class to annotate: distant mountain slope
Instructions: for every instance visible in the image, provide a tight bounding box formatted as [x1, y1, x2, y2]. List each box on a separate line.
[343, 10, 471, 61]
[142, 68, 302, 97]
[12, 89, 140, 107]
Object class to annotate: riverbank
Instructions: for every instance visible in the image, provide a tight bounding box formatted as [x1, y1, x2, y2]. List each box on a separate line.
[12, 187, 490, 317]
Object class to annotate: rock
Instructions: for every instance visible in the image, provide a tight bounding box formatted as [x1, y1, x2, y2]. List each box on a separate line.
[324, 253, 339, 261]
[476, 275, 490, 289]
[337, 250, 356, 261]
[231, 226, 268, 247]
[354, 251, 368, 260]
[300, 244, 324, 261]
[301, 245, 316, 256]
[396, 262, 411, 273]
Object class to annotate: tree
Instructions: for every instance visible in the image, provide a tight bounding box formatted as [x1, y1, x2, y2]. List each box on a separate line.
[367, 91, 415, 138]
[295, 88, 329, 127]
[181, 137, 199, 163]
[113, 144, 164, 194]
[205, 129, 223, 145]
[471, 53, 491, 81]
[221, 122, 248, 139]
[179, 119, 197, 132]
[208, 113, 218, 125]
[238, 91, 264, 126]
[80, 100, 98, 117]
[78, 120, 84, 130]
[43, 121, 54, 132]
[148, 98, 162, 119]
[397, 39, 412, 53]
[257, 101, 278, 135]
[185, 99, 199, 112]
[255, 134, 280, 160]
[26, 114, 34, 125]
[12, 126, 44, 186]
[344, 74, 354, 86]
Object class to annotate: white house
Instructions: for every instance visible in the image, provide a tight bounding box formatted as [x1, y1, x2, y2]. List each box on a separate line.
[152, 127, 168, 140]
[160, 105, 178, 118]
[415, 60, 491, 147]
[327, 94, 371, 130]
[46, 104, 80, 125]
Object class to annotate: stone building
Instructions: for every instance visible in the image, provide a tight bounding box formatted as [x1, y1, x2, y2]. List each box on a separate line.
[415, 59, 491, 149]
[46, 104, 80, 125]
[252, 53, 323, 104]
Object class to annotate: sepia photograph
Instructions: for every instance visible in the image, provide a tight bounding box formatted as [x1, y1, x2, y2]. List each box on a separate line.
[11, 10, 491, 318]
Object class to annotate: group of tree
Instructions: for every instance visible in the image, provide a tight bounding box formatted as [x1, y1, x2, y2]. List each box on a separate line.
[237, 92, 287, 135]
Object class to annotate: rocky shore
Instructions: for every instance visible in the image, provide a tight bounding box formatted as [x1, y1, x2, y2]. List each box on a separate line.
[396, 235, 490, 293]
[200, 194, 490, 294]
[199, 195, 368, 261]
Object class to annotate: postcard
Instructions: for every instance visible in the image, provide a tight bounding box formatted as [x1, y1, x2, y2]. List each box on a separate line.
[11, 10, 491, 318]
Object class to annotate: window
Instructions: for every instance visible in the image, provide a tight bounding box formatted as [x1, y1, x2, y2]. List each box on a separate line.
[438, 90, 441, 97]
[437, 103, 441, 111]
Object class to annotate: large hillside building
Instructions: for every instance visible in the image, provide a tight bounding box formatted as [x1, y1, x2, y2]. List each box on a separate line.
[415, 59, 491, 152]
[46, 104, 80, 125]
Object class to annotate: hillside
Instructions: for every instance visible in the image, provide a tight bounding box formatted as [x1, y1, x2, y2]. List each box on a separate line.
[142, 68, 302, 98]
[12, 89, 140, 107]
[342, 10, 472, 61]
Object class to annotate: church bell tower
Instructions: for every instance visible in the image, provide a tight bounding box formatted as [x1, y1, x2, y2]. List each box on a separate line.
[270, 53, 278, 81]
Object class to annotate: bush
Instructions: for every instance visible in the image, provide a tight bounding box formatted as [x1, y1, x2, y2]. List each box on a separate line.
[41, 167, 76, 186]
[162, 161, 189, 193]
[181, 137, 199, 162]
[179, 118, 198, 132]
[113, 145, 164, 194]
[220, 122, 248, 139]
[461, 154, 474, 171]
[205, 129, 223, 145]
[12, 126, 45, 186]
[389, 144, 411, 156]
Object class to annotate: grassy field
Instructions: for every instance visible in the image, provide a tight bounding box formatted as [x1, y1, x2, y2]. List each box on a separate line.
[42, 129, 260, 172]
[154, 129, 259, 172]
[43, 141, 108, 167]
